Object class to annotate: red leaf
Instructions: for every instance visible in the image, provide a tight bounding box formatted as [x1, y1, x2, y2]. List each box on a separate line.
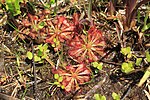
[52, 64, 91, 92]
[68, 26, 105, 63]
[46, 16, 75, 51]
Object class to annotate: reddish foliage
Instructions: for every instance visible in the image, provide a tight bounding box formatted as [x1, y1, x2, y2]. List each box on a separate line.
[68, 26, 105, 63]
[45, 16, 75, 51]
[52, 64, 91, 92]
[73, 13, 83, 34]
[21, 13, 47, 39]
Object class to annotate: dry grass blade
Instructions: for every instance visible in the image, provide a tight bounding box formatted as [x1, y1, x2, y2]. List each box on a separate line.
[143, 90, 150, 100]
[84, 77, 106, 99]
[125, 0, 137, 28]
[1, 43, 13, 55]
[0, 93, 20, 100]
[138, 66, 150, 87]
[109, 0, 116, 16]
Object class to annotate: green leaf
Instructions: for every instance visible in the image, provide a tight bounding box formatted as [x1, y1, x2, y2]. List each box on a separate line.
[56, 41, 60, 46]
[100, 95, 106, 100]
[50, 0, 55, 4]
[54, 74, 59, 79]
[51, 44, 55, 47]
[54, 81, 59, 85]
[41, 53, 47, 59]
[27, 51, 33, 60]
[142, 25, 148, 32]
[97, 63, 103, 70]
[142, 11, 150, 32]
[43, 43, 48, 51]
[135, 58, 142, 66]
[146, 51, 150, 62]
[112, 92, 120, 100]
[94, 94, 106, 100]
[121, 62, 134, 74]
[121, 47, 131, 56]
[94, 94, 101, 100]
[138, 66, 150, 87]
[6, 0, 21, 16]
[92, 62, 99, 68]
[34, 55, 41, 62]
[53, 38, 57, 43]
[127, 53, 132, 59]
[58, 76, 63, 82]
[144, 34, 150, 36]
[38, 50, 43, 57]
[38, 21, 45, 29]
[137, 10, 140, 23]
[38, 44, 43, 51]
[61, 85, 65, 89]
[38, 60, 44, 64]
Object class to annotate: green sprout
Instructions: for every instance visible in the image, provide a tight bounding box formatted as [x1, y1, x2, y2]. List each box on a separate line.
[52, 38, 60, 48]
[112, 92, 120, 100]
[26, 43, 49, 63]
[146, 51, 150, 62]
[6, 0, 22, 16]
[92, 62, 103, 70]
[121, 61, 134, 74]
[121, 47, 132, 59]
[135, 58, 142, 66]
[54, 74, 64, 89]
[94, 94, 106, 100]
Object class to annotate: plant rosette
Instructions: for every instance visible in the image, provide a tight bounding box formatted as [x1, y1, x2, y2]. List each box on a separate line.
[19, 10, 50, 40]
[46, 16, 75, 51]
[52, 64, 91, 92]
[68, 26, 105, 63]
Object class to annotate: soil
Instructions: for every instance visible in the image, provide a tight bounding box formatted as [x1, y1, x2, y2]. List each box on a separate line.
[0, 0, 150, 100]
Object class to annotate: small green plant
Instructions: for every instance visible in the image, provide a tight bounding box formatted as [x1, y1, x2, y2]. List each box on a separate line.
[121, 47, 132, 59]
[51, 38, 60, 51]
[121, 61, 134, 74]
[120, 47, 135, 73]
[135, 58, 142, 66]
[142, 11, 150, 32]
[6, 0, 22, 16]
[112, 92, 120, 100]
[26, 43, 49, 63]
[53, 74, 64, 89]
[121, 49, 150, 74]
[146, 51, 150, 62]
[94, 94, 106, 100]
[92, 62, 103, 70]
[48, 74, 64, 91]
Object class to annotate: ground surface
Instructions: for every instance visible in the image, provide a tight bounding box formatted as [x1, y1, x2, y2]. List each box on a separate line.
[0, 0, 150, 100]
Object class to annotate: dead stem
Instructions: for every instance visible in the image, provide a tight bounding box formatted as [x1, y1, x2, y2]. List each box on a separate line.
[84, 76, 107, 99]
[31, 41, 37, 100]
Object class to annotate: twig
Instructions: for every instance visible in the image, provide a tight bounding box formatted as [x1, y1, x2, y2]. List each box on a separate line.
[31, 41, 37, 100]
[45, 57, 55, 68]
[121, 86, 132, 100]
[84, 77, 106, 99]
[143, 90, 150, 100]
[0, 93, 20, 100]
[11, 83, 19, 97]
[88, 0, 92, 21]
[101, 60, 121, 66]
